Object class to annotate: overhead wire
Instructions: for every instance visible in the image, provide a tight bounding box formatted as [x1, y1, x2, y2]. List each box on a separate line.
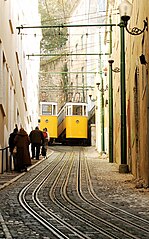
[20, 6, 119, 27]
[39, 8, 119, 25]
[25, 1, 113, 77]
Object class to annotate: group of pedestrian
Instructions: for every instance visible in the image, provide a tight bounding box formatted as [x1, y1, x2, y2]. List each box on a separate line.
[9, 125, 49, 172]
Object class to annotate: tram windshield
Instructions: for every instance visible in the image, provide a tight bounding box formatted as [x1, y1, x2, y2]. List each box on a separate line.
[65, 104, 87, 116]
[42, 104, 52, 115]
[73, 105, 82, 115]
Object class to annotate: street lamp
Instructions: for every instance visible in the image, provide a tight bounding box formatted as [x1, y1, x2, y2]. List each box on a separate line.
[119, 0, 148, 35]
[88, 89, 97, 102]
[108, 59, 114, 163]
[96, 80, 108, 153]
[89, 94, 97, 102]
[118, 0, 148, 173]
[108, 59, 120, 164]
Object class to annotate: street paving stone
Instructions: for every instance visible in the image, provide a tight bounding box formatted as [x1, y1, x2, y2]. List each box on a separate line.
[0, 147, 149, 238]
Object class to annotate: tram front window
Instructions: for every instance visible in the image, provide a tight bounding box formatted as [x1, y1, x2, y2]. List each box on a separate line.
[42, 104, 52, 115]
[73, 105, 82, 115]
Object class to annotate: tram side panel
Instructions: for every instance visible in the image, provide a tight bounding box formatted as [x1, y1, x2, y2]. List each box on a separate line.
[39, 115, 58, 142]
[66, 116, 88, 138]
[58, 118, 66, 138]
[57, 107, 66, 143]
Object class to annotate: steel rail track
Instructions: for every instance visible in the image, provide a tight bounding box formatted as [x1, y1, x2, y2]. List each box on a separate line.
[18, 151, 91, 239]
[51, 150, 141, 239]
[18, 152, 71, 239]
[44, 149, 131, 238]
[45, 148, 149, 238]
[48, 151, 114, 238]
[18, 147, 149, 239]
[33, 151, 90, 239]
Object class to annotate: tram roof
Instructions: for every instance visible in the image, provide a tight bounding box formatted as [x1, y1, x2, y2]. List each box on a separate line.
[40, 101, 58, 105]
[65, 102, 88, 106]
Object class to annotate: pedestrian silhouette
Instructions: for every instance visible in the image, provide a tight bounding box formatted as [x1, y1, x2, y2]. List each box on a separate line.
[14, 127, 31, 172]
[8, 125, 18, 171]
[42, 128, 49, 157]
[29, 126, 44, 160]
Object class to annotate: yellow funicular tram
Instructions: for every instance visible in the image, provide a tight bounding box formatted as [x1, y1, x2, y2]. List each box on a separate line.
[38, 102, 58, 144]
[58, 102, 88, 145]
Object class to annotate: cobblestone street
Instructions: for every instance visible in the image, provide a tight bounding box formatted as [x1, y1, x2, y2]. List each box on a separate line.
[83, 147, 149, 216]
[1, 0, 149, 238]
[0, 146, 149, 238]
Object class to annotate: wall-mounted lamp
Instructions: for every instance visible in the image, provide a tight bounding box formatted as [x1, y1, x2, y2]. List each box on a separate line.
[105, 99, 108, 105]
[96, 82, 100, 90]
[108, 59, 120, 73]
[96, 82, 108, 92]
[89, 93, 92, 99]
[119, 0, 148, 35]
[99, 85, 108, 93]
[89, 94, 97, 102]
[113, 67, 120, 73]
[88, 90, 96, 102]
[140, 54, 147, 65]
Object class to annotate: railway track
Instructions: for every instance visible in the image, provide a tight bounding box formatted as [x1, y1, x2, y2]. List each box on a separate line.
[17, 147, 149, 238]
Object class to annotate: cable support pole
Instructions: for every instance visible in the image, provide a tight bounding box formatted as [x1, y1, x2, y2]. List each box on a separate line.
[39, 72, 98, 74]
[40, 86, 95, 89]
[27, 53, 110, 57]
[16, 23, 117, 33]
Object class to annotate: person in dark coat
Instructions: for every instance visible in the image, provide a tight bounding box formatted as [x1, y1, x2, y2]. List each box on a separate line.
[14, 128, 31, 172]
[8, 125, 18, 171]
[29, 126, 44, 160]
[9, 125, 18, 153]
[41, 128, 49, 157]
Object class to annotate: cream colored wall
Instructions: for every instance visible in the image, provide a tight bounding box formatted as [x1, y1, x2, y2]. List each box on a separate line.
[106, 0, 149, 184]
[124, 0, 149, 184]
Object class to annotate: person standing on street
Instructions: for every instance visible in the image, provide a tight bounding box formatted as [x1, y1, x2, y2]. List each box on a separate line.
[14, 127, 31, 172]
[29, 126, 44, 160]
[41, 128, 49, 157]
[43, 128, 49, 146]
[8, 125, 18, 171]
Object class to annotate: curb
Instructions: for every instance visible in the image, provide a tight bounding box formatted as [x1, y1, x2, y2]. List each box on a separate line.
[0, 150, 54, 191]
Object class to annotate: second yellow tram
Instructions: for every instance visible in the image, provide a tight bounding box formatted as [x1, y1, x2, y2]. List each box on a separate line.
[38, 102, 58, 144]
[58, 102, 88, 145]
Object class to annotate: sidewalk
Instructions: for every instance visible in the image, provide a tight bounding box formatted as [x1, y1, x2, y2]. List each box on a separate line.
[0, 148, 54, 191]
[0, 147, 149, 193]
[0, 157, 45, 191]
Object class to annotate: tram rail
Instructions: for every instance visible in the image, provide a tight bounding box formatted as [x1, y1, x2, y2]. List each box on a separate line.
[16, 147, 149, 239]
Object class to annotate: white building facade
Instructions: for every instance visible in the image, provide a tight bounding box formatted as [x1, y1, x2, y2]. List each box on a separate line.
[0, 0, 41, 150]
